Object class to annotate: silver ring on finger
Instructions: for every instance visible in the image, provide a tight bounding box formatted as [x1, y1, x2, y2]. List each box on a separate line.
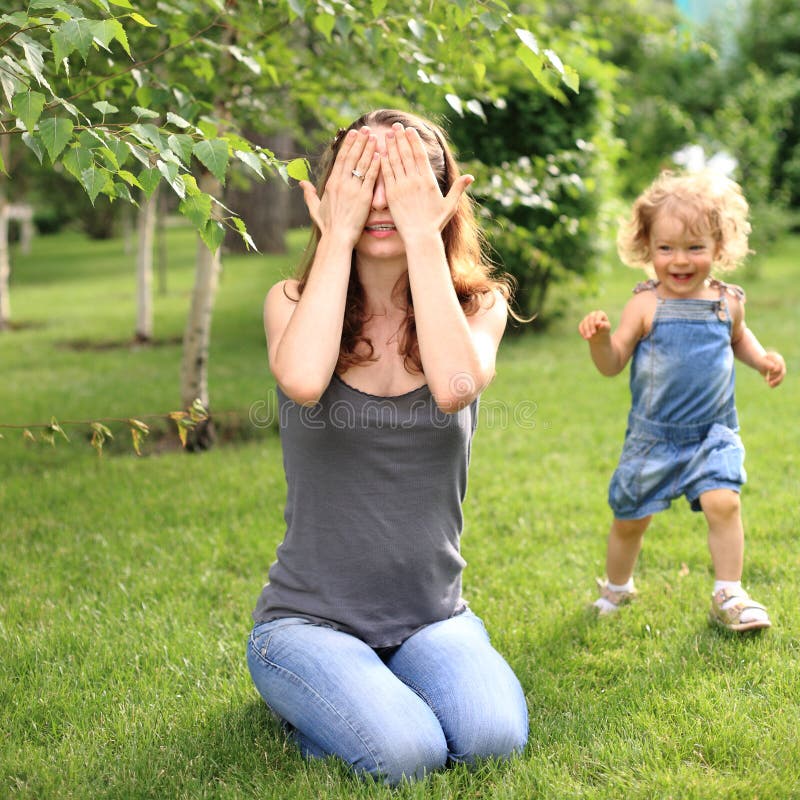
[351, 169, 365, 181]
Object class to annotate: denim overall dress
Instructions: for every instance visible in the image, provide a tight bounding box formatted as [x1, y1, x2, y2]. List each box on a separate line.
[608, 280, 747, 520]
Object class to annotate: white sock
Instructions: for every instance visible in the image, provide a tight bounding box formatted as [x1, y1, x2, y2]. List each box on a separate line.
[714, 579, 742, 595]
[609, 578, 635, 594]
[594, 577, 635, 614]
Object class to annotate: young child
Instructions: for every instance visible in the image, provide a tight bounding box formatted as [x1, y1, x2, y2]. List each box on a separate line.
[578, 170, 786, 631]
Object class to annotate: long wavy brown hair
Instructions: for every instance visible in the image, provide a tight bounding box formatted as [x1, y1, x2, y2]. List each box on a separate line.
[291, 108, 514, 375]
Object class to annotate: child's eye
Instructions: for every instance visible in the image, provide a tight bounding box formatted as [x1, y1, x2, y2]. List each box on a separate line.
[689, 245, 706, 251]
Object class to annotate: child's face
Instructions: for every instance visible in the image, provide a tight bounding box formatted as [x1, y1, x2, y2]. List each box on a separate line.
[648, 213, 718, 299]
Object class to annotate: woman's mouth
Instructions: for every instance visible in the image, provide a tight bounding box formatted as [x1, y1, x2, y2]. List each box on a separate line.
[365, 223, 396, 238]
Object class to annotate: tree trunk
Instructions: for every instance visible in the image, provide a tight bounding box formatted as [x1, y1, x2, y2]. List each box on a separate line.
[180, 171, 221, 450]
[156, 189, 169, 296]
[0, 196, 9, 332]
[0, 136, 9, 331]
[135, 186, 159, 342]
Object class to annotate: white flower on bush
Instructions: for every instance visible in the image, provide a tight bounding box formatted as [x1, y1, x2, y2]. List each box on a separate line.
[673, 144, 738, 177]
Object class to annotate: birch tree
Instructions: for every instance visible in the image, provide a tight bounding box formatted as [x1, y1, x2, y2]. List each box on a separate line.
[0, 0, 579, 448]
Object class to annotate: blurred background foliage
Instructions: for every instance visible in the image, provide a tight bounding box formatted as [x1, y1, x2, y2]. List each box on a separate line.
[5, 0, 799, 322]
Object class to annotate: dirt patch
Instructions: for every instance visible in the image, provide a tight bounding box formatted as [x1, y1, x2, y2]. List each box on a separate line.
[57, 335, 183, 351]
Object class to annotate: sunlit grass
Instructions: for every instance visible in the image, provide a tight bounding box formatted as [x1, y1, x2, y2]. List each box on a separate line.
[1, 225, 798, 799]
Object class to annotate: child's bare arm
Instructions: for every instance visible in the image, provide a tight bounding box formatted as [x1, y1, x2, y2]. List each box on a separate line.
[578, 294, 649, 376]
[730, 297, 786, 388]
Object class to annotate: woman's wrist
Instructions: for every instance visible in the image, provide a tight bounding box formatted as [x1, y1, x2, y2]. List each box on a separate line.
[401, 229, 446, 259]
[318, 227, 359, 254]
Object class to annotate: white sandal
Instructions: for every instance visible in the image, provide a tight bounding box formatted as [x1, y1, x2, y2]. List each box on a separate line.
[709, 586, 771, 632]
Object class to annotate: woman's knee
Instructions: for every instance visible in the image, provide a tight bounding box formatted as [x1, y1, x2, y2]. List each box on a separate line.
[449, 702, 528, 764]
[366, 724, 448, 785]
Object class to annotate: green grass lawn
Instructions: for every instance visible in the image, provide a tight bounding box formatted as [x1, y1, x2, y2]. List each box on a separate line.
[1, 223, 798, 799]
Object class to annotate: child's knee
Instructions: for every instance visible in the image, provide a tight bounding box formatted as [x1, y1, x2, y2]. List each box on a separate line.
[700, 488, 741, 518]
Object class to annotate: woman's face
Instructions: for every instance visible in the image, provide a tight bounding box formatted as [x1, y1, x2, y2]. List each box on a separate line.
[351, 125, 440, 266]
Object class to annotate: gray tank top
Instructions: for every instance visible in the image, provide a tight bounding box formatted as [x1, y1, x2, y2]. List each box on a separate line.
[252, 374, 478, 648]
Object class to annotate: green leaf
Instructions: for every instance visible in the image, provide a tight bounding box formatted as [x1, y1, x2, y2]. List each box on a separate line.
[544, 48, 565, 77]
[563, 66, 580, 93]
[117, 169, 142, 189]
[407, 19, 424, 39]
[138, 167, 161, 198]
[192, 139, 229, 185]
[54, 19, 95, 62]
[80, 166, 109, 204]
[157, 160, 185, 198]
[22, 132, 45, 164]
[286, 157, 309, 182]
[182, 174, 200, 196]
[515, 43, 544, 78]
[92, 100, 119, 116]
[129, 123, 164, 150]
[132, 106, 160, 120]
[17, 34, 49, 87]
[179, 192, 212, 231]
[88, 19, 131, 57]
[371, 0, 387, 15]
[479, 12, 503, 32]
[235, 149, 264, 178]
[0, 147, 4, 175]
[167, 133, 194, 165]
[313, 13, 335, 41]
[515, 28, 539, 55]
[287, 0, 305, 18]
[106, 137, 130, 167]
[165, 111, 192, 129]
[465, 99, 486, 122]
[98, 146, 120, 171]
[39, 116, 74, 162]
[445, 93, 464, 116]
[62, 145, 94, 181]
[128, 12, 156, 27]
[200, 219, 225, 252]
[112, 182, 134, 203]
[232, 216, 257, 251]
[11, 90, 46, 132]
[1, 12, 28, 26]
[110, 0, 134, 7]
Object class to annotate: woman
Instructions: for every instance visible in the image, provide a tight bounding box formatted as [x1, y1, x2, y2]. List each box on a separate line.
[247, 109, 528, 785]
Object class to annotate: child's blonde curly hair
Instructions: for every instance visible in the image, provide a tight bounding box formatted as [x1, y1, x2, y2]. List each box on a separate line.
[617, 170, 752, 273]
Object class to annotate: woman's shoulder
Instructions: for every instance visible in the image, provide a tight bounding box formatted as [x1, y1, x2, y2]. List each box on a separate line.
[265, 279, 301, 306]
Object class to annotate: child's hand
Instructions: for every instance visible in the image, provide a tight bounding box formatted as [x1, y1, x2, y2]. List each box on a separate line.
[761, 351, 786, 388]
[579, 310, 612, 341]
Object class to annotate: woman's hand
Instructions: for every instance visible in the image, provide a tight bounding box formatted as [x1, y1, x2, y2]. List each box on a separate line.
[299, 127, 380, 246]
[381, 122, 472, 242]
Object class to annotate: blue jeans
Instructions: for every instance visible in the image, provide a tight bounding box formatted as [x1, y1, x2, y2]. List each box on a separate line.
[246, 609, 528, 785]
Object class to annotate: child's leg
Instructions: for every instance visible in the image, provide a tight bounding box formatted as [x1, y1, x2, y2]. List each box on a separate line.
[606, 515, 651, 584]
[700, 488, 744, 579]
[594, 516, 651, 614]
[700, 489, 770, 630]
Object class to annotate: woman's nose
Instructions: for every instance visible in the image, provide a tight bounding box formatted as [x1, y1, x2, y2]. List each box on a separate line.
[371, 174, 388, 210]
